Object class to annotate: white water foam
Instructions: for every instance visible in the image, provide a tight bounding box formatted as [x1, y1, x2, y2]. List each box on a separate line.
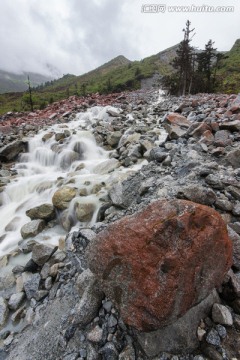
[0, 106, 125, 256]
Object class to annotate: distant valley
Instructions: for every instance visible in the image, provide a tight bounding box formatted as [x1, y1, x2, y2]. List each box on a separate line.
[0, 70, 55, 94]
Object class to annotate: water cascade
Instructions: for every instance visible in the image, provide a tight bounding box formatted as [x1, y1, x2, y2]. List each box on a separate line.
[0, 106, 126, 256]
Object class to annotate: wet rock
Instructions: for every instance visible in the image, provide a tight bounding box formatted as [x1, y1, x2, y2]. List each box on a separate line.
[215, 198, 233, 212]
[55, 132, 66, 141]
[87, 325, 103, 343]
[75, 202, 96, 222]
[44, 277, 53, 290]
[135, 290, 219, 356]
[60, 209, 74, 231]
[164, 113, 191, 139]
[60, 150, 79, 169]
[214, 130, 232, 147]
[99, 342, 119, 360]
[212, 303, 233, 325]
[108, 314, 118, 328]
[52, 186, 77, 210]
[93, 158, 120, 175]
[0, 297, 9, 327]
[18, 239, 39, 254]
[35, 290, 49, 302]
[227, 185, 240, 200]
[232, 202, 240, 216]
[4, 334, 14, 346]
[177, 185, 217, 206]
[205, 175, 224, 190]
[32, 243, 58, 266]
[190, 123, 211, 138]
[24, 259, 39, 272]
[227, 226, 240, 270]
[11, 305, 26, 322]
[216, 324, 227, 339]
[106, 131, 122, 147]
[220, 120, 240, 132]
[228, 270, 240, 297]
[73, 277, 104, 328]
[88, 199, 232, 331]
[26, 203, 56, 221]
[20, 219, 46, 239]
[206, 328, 221, 346]
[119, 344, 136, 360]
[0, 140, 27, 161]
[109, 176, 141, 209]
[42, 132, 53, 142]
[225, 148, 240, 168]
[201, 344, 223, 360]
[76, 269, 96, 297]
[22, 272, 41, 300]
[149, 147, 167, 163]
[8, 292, 25, 311]
[0, 271, 16, 299]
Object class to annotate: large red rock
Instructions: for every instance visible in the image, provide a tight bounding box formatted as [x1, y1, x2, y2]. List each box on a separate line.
[165, 113, 191, 127]
[88, 199, 232, 331]
[164, 113, 191, 139]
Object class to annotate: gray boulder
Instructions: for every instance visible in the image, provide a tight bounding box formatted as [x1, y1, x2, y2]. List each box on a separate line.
[26, 204, 55, 221]
[225, 148, 240, 168]
[93, 159, 120, 175]
[177, 185, 217, 206]
[106, 131, 122, 147]
[22, 272, 41, 300]
[32, 244, 58, 266]
[8, 292, 25, 311]
[52, 186, 77, 210]
[0, 297, 9, 327]
[135, 290, 220, 357]
[75, 202, 96, 222]
[227, 226, 240, 270]
[20, 219, 46, 239]
[109, 176, 142, 209]
[73, 276, 104, 328]
[149, 147, 168, 163]
[0, 140, 27, 162]
[212, 303, 233, 326]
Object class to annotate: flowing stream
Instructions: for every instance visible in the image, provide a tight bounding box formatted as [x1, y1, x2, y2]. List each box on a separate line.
[0, 106, 131, 257]
[0, 91, 167, 259]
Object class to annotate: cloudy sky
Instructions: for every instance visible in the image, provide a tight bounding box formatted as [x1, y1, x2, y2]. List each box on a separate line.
[0, 0, 239, 77]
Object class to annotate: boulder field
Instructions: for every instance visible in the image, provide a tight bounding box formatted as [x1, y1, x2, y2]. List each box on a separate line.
[1, 89, 240, 359]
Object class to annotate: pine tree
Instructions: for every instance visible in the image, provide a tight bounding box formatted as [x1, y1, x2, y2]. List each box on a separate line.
[197, 40, 217, 92]
[172, 20, 195, 95]
[27, 75, 34, 112]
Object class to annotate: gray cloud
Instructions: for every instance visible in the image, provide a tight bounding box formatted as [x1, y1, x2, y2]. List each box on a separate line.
[0, 0, 239, 77]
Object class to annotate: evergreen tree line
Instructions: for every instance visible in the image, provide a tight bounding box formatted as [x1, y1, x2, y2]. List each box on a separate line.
[163, 20, 227, 96]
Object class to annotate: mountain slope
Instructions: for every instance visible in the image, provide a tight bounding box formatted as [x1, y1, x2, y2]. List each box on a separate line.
[35, 50, 174, 97]
[0, 70, 55, 94]
[0, 40, 239, 115]
[217, 39, 240, 93]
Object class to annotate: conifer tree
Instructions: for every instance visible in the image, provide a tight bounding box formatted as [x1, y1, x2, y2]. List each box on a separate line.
[172, 20, 195, 95]
[197, 39, 217, 92]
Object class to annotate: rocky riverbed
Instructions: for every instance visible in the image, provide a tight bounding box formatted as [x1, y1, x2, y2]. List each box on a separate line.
[0, 89, 240, 359]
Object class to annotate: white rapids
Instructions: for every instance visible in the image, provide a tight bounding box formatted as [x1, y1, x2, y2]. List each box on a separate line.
[0, 106, 139, 257]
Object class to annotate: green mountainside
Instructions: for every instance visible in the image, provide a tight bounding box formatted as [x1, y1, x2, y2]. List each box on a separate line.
[0, 70, 54, 94]
[0, 50, 175, 114]
[217, 39, 240, 94]
[0, 40, 239, 115]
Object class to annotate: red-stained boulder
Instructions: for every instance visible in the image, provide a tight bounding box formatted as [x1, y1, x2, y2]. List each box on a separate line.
[88, 199, 232, 331]
[165, 113, 190, 127]
[163, 113, 191, 139]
